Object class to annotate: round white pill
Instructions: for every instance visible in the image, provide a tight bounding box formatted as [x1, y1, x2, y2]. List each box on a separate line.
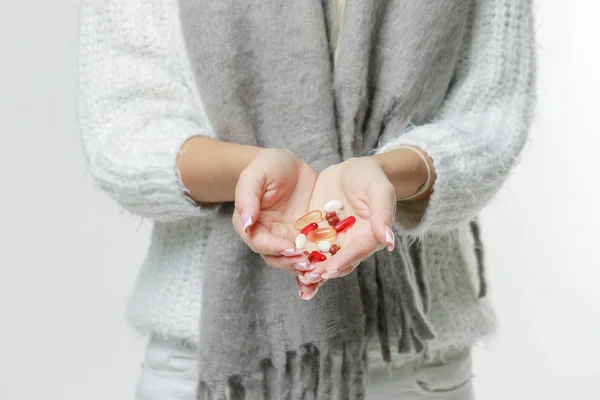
[323, 200, 343, 213]
[317, 240, 332, 253]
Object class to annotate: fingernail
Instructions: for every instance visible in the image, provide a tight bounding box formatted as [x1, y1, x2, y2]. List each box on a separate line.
[322, 269, 340, 280]
[299, 273, 321, 285]
[300, 287, 319, 300]
[385, 226, 395, 251]
[293, 262, 314, 272]
[241, 210, 253, 232]
[281, 248, 301, 257]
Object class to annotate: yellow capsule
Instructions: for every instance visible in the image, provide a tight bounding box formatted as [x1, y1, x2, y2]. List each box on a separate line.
[307, 227, 337, 242]
[294, 210, 323, 230]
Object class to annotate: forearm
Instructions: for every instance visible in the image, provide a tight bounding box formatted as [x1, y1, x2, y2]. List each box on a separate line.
[177, 136, 261, 203]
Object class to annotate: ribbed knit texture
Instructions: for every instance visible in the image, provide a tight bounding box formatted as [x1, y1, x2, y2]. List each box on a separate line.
[378, 0, 537, 235]
[78, 0, 535, 364]
[78, 0, 217, 222]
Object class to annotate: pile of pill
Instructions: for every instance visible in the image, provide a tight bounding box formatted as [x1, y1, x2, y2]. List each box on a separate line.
[294, 200, 356, 263]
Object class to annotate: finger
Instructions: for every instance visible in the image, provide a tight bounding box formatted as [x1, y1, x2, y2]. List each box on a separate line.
[297, 268, 322, 285]
[234, 167, 265, 232]
[296, 277, 322, 301]
[368, 179, 397, 251]
[261, 254, 314, 275]
[321, 260, 359, 280]
[233, 211, 296, 255]
[316, 233, 374, 278]
[336, 262, 359, 278]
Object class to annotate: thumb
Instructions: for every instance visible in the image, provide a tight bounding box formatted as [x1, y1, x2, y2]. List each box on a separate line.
[234, 167, 264, 232]
[368, 180, 397, 251]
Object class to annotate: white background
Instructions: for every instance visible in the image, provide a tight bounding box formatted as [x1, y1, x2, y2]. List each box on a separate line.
[0, 1, 598, 399]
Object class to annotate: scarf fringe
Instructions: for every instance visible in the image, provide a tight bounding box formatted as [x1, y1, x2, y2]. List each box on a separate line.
[198, 238, 437, 400]
[198, 340, 367, 400]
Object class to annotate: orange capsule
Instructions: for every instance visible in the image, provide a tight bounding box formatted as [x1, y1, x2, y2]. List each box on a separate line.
[294, 210, 323, 230]
[307, 227, 337, 242]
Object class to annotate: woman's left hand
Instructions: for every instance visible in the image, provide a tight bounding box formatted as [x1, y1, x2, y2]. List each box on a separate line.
[296, 157, 397, 299]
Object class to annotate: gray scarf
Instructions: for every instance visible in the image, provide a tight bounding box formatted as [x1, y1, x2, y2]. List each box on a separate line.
[178, 1, 469, 398]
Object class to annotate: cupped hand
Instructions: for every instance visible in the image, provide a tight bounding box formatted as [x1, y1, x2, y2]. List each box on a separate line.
[296, 157, 397, 299]
[233, 148, 317, 275]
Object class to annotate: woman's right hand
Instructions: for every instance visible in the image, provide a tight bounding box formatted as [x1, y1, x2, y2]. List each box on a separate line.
[233, 149, 317, 275]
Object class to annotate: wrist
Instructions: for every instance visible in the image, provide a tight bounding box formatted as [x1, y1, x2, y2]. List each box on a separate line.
[371, 146, 435, 201]
[177, 136, 261, 203]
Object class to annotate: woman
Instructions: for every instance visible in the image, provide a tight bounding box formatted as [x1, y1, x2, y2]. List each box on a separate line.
[78, 0, 536, 398]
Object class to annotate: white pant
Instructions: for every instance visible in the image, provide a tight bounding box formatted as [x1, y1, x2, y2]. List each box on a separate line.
[135, 337, 474, 400]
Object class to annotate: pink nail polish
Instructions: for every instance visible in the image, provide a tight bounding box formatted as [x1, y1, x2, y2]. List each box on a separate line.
[385, 226, 395, 251]
[281, 248, 301, 257]
[299, 273, 321, 285]
[293, 262, 313, 272]
[241, 210, 253, 231]
[300, 287, 319, 300]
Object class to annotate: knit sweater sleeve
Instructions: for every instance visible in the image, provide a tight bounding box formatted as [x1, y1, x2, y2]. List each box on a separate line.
[78, 0, 217, 221]
[376, 0, 536, 235]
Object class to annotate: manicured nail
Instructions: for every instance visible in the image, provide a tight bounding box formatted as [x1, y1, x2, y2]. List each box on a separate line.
[322, 269, 340, 280]
[293, 262, 314, 272]
[281, 248, 301, 257]
[385, 226, 395, 251]
[300, 287, 319, 300]
[299, 273, 321, 285]
[241, 210, 253, 232]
